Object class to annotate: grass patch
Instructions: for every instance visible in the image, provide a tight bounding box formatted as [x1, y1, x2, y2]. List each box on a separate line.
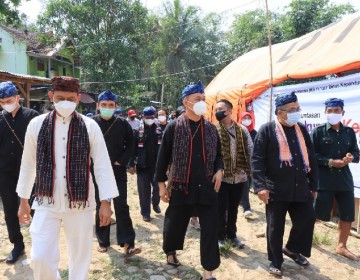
[313, 231, 333, 246]
[219, 240, 233, 256]
[59, 269, 69, 279]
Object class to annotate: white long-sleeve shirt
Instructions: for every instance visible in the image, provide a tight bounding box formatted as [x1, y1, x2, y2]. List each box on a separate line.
[16, 112, 119, 212]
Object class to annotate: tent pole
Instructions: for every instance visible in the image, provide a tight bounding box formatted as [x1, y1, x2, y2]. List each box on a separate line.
[265, 0, 274, 122]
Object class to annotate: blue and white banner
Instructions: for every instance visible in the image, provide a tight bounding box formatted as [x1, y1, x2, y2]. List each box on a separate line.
[253, 73, 360, 197]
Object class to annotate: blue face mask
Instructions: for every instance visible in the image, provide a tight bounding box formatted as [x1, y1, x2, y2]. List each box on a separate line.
[285, 111, 301, 126]
[100, 108, 115, 118]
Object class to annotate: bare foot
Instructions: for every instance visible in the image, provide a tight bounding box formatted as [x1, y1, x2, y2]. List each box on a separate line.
[336, 246, 359, 261]
[203, 270, 214, 280]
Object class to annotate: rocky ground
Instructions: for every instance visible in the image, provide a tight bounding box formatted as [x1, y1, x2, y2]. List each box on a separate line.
[1, 174, 360, 280]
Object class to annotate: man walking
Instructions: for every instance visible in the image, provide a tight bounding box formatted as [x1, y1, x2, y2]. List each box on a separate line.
[215, 99, 252, 249]
[251, 92, 318, 276]
[155, 81, 223, 280]
[0, 82, 39, 263]
[129, 106, 162, 221]
[311, 98, 359, 261]
[93, 89, 141, 257]
[17, 76, 118, 280]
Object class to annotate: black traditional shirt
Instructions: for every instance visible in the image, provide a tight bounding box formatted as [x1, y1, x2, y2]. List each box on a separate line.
[92, 115, 134, 167]
[130, 123, 160, 174]
[154, 119, 223, 205]
[251, 121, 318, 202]
[311, 122, 359, 191]
[0, 107, 39, 175]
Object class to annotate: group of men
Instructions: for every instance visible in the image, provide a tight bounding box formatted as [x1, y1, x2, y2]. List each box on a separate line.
[0, 76, 358, 280]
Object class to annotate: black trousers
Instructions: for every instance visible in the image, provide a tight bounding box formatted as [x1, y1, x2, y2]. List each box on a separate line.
[163, 202, 220, 271]
[0, 173, 24, 247]
[266, 199, 315, 267]
[218, 181, 244, 240]
[95, 166, 136, 247]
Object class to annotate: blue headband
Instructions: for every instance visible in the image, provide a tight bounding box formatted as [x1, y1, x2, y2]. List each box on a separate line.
[325, 98, 344, 109]
[143, 106, 156, 116]
[0, 82, 18, 99]
[181, 81, 204, 99]
[98, 89, 117, 102]
[275, 91, 298, 107]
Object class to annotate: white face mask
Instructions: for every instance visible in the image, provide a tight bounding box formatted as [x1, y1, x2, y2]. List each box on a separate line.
[144, 119, 155, 126]
[2, 102, 18, 113]
[158, 116, 166, 123]
[242, 119, 252, 127]
[285, 111, 301, 126]
[54, 100, 77, 118]
[191, 101, 207, 116]
[326, 113, 342, 125]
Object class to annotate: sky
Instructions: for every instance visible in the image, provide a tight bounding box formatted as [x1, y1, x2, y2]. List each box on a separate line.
[19, 0, 360, 24]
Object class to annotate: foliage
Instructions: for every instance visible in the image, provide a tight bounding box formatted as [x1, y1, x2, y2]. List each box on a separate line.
[280, 0, 356, 40]
[0, 0, 21, 25]
[27, 0, 357, 108]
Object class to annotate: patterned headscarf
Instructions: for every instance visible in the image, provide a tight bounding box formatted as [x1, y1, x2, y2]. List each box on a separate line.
[0, 82, 18, 98]
[325, 98, 344, 109]
[52, 76, 80, 93]
[98, 89, 117, 102]
[275, 91, 298, 107]
[181, 81, 204, 99]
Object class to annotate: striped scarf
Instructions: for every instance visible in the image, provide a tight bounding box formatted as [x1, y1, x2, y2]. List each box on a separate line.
[217, 121, 251, 178]
[34, 110, 91, 208]
[274, 119, 310, 172]
[168, 114, 218, 194]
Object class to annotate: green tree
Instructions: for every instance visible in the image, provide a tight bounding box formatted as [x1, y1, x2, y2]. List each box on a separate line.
[38, 0, 152, 105]
[280, 0, 356, 40]
[226, 9, 283, 58]
[150, 0, 226, 107]
[0, 0, 21, 25]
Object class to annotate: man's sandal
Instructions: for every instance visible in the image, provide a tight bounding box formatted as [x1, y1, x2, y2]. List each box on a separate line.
[124, 246, 141, 258]
[166, 251, 181, 267]
[282, 247, 309, 266]
[97, 246, 108, 253]
[269, 263, 282, 276]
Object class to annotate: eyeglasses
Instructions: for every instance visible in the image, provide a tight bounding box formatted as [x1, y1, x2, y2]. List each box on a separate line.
[280, 108, 301, 114]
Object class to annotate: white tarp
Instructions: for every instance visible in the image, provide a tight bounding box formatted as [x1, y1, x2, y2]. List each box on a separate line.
[253, 73, 360, 197]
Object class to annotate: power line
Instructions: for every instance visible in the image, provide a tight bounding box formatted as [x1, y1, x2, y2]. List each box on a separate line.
[0, 0, 259, 54]
[80, 58, 233, 85]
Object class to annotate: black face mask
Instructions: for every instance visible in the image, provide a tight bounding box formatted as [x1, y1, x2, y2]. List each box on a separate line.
[215, 110, 227, 121]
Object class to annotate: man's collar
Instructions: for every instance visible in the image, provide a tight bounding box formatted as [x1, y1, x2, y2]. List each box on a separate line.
[326, 121, 344, 131]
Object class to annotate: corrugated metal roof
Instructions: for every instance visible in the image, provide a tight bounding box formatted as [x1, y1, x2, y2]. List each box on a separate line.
[0, 70, 51, 83]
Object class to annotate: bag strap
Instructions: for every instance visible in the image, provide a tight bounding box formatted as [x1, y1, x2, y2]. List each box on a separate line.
[2, 114, 24, 148]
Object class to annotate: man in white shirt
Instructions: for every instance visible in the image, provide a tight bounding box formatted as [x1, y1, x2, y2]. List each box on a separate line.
[17, 76, 119, 280]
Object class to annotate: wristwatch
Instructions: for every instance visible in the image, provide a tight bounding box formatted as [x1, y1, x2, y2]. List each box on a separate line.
[328, 159, 333, 168]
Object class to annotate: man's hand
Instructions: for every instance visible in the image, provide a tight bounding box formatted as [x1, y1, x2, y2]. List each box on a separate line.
[257, 189, 270, 204]
[332, 159, 347, 168]
[310, 191, 317, 199]
[212, 169, 223, 192]
[99, 201, 113, 227]
[128, 167, 136, 175]
[18, 198, 31, 224]
[343, 153, 354, 164]
[159, 182, 170, 203]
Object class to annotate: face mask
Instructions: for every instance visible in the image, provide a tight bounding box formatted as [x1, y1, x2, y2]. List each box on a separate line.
[242, 119, 252, 127]
[285, 111, 301, 126]
[326, 113, 342, 125]
[191, 101, 207, 116]
[54, 100, 77, 118]
[144, 119, 155, 126]
[215, 110, 227, 122]
[158, 116, 166, 123]
[100, 108, 115, 118]
[2, 102, 18, 113]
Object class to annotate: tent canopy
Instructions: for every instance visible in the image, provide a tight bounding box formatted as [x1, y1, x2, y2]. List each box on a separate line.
[205, 12, 360, 121]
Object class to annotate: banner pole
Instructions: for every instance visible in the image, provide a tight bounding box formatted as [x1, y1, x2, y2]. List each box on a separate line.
[265, 0, 274, 121]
